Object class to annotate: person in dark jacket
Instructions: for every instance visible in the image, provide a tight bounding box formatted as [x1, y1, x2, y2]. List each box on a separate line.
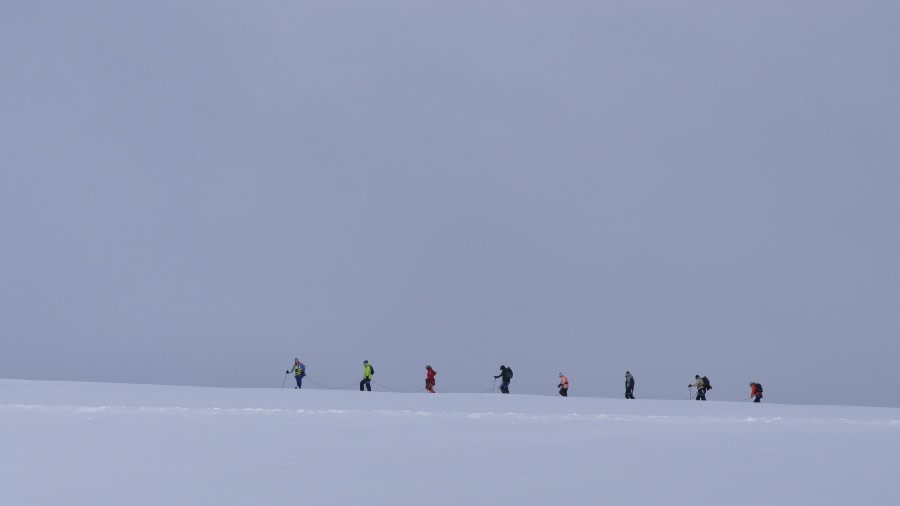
[494, 365, 512, 394]
[690, 375, 707, 401]
[625, 371, 635, 399]
[557, 373, 569, 397]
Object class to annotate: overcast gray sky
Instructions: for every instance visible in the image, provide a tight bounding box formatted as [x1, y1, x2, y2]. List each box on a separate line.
[2, 1, 898, 406]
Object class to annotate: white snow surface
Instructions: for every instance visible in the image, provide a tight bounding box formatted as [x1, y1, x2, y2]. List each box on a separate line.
[2, 380, 899, 505]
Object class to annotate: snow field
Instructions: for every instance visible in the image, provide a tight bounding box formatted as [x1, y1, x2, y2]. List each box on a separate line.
[2, 380, 898, 505]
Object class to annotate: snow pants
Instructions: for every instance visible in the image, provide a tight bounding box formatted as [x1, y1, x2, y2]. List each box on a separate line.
[754, 395, 762, 403]
[695, 388, 707, 401]
[559, 387, 568, 397]
[625, 387, 634, 399]
[295, 376, 303, 389]
[360, 379, 371, 391]
[500, 381, 510, 394]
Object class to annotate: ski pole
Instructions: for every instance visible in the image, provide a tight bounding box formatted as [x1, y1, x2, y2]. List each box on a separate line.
[689, 386, 692, 400]
[492, 377, 497, 394]
[282, 371, 289, 389]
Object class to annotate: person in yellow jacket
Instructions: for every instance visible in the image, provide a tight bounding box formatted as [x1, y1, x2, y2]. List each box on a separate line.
[558, 373, 569, 397]
[285, 358, 305, 389]
[360, 360, 374, 391]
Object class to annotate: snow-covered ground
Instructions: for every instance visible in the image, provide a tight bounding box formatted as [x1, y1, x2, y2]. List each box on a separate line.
[2, 380, 898, 505]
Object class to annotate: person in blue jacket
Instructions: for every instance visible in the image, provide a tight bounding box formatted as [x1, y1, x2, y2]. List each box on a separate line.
[286, 358, 306, 389]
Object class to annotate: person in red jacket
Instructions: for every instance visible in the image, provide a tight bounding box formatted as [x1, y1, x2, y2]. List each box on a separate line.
[425, 365, 436, 393]
[750, 382, 763, 403]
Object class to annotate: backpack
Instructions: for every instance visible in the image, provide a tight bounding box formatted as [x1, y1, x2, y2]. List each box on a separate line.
[369, 365, 374, 375]
[702, 376, 711, 390]
[299, 364, 307, 378]
[507, 367, 513, 379]
[754, 383, 763, 394]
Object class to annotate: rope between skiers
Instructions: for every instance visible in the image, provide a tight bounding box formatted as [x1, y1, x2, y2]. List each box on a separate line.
[371, 380, 424, 394]
[305, 378, 358, 390]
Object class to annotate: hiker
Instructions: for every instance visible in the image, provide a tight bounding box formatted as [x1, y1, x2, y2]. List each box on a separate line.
[285, 358, 306, 389]
[750, 382, 763, 403]
[690, 375, 708, 401]
[494, 365, 513, 394]
[625, 371, 635, 399]
[360, 360, 374, 391]
[557, 373, 569, 396]
[425, 365, 436, 393]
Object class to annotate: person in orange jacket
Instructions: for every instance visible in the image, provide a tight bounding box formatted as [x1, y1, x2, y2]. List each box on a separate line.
[750, 382, 763, 403]
[425, 365, 436, 393]
[557, 373, 569, 397]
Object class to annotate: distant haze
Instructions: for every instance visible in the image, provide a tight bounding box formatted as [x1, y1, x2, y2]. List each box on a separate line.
[2, 2, 898, 407]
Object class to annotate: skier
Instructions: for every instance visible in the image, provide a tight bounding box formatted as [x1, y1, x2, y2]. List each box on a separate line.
[690, 374, 707, 401]
[625, 371, 635, 399]
[557, 373, 569, 397]
[425, 365, 436, 393]
[494, 365, 513, 394]
[285, 358, 306, 389]
[750, 382, 763, 403]
[360, 360, 374, 391]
